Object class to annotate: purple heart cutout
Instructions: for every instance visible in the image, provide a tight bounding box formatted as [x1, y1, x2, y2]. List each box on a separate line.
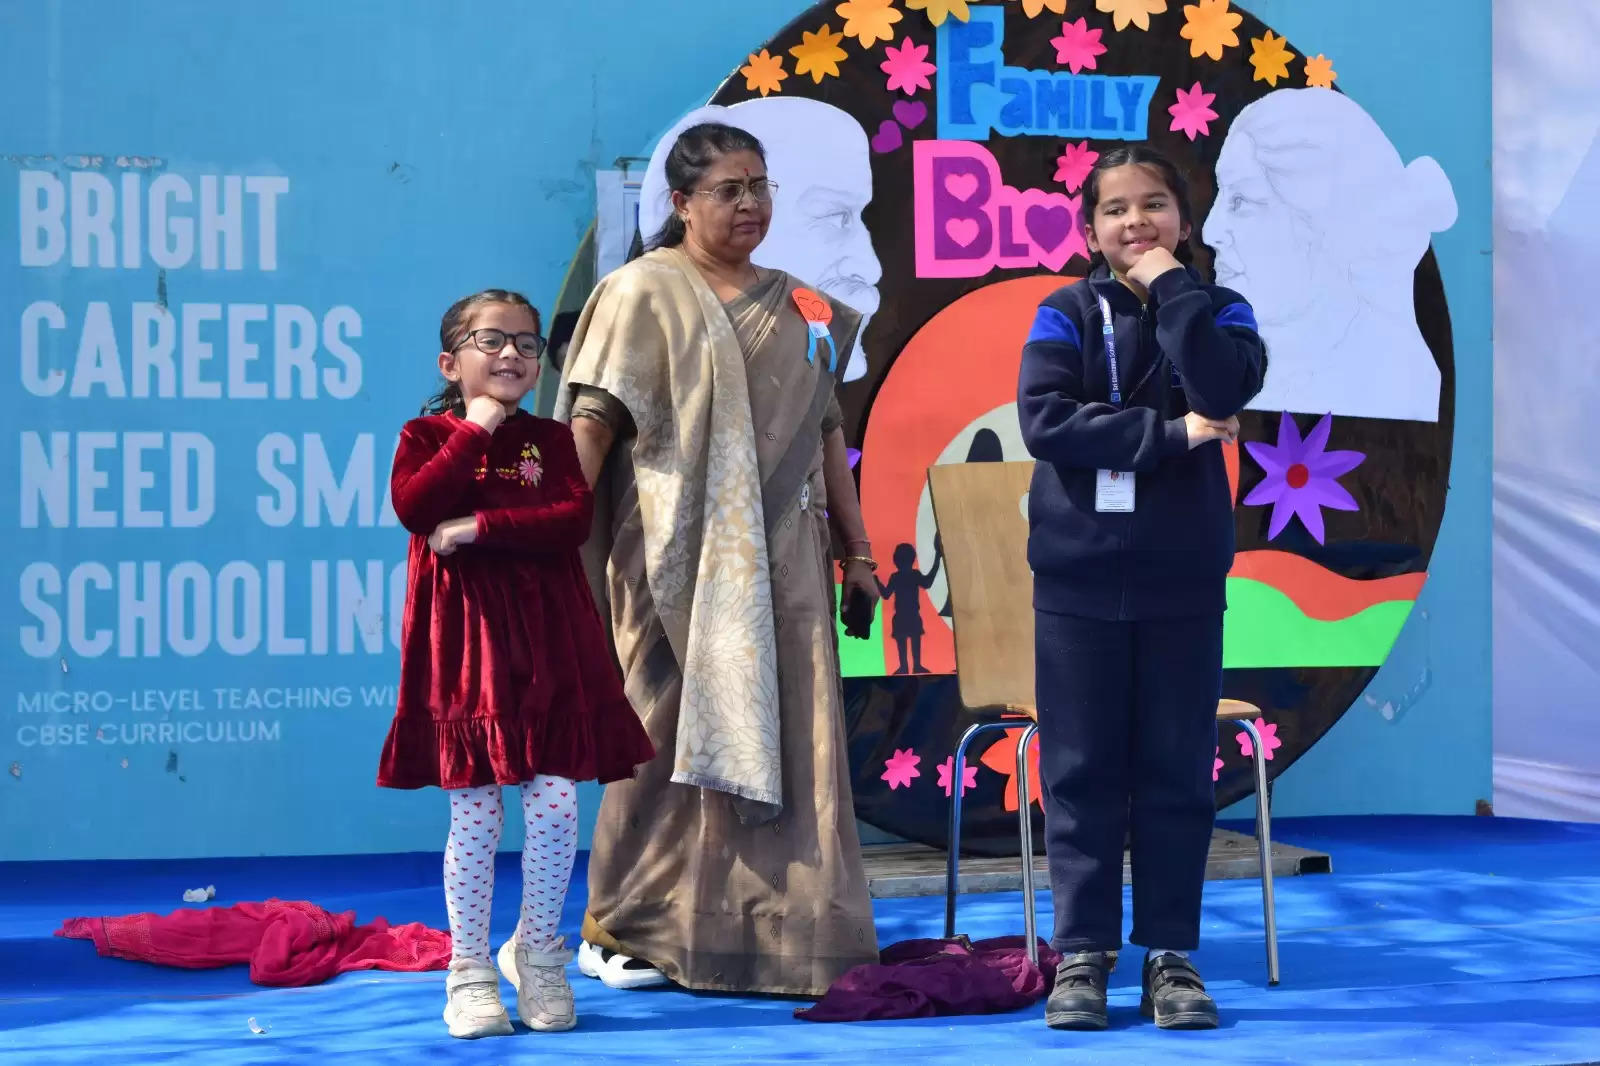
[893, 99, 928, 130]
[1025, 205, 1072, 252]
[870, 119, 904, 154]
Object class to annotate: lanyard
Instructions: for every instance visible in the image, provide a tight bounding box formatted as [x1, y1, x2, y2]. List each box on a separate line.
[1097, 294, 1122, 407]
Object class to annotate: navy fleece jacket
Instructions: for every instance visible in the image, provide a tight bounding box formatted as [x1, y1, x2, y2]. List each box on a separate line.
[1017, 263, 1267, 620]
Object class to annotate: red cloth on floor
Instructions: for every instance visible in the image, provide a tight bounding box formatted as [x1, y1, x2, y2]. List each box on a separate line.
[56, 899, 451, 987]
[795, 936, 1061, 1022]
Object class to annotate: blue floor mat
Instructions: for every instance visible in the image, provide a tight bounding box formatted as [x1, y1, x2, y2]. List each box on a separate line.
[3, 816, 1598, 1065]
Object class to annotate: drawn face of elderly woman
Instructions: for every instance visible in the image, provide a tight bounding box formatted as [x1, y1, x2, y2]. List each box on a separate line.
[1203, 88, 1457, 422]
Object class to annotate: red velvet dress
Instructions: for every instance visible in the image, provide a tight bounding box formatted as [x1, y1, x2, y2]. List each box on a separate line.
[376, 411, 653, 790]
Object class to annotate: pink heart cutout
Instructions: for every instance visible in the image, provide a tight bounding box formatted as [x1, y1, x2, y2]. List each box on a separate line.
[944, 173, 980, 201]
[946, 218, 981, 247]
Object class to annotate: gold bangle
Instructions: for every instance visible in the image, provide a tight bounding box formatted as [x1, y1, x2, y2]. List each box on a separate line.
[840, 555, 878, 572]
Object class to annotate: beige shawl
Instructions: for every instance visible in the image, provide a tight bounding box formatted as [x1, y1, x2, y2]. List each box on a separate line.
[555, 247, 783, 818]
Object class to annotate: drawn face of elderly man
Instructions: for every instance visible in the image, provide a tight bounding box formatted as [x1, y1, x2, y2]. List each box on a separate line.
[641, 98, 882, 383]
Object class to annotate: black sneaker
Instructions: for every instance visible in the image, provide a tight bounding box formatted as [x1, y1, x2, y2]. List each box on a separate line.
[1045, 951, 1112, 1030]
[1140, 953, 1218, 1030]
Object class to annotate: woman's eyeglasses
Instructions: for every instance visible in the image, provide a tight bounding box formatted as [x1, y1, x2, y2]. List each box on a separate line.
[454, 328, 546, 359]
[695, 179, 778, 207]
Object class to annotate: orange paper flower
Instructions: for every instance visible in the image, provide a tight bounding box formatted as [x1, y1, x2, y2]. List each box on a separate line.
[789, 24, 849, 83]
[836, 0, 903, 48]
[1305, 53, 1337, 89]
[906, 0, 971, 28]
[1096, 0, 1167, 32]
[978, 725, 1043, 813]
[1249, 29, 1294, 86]
[740, 49, 788, 96]
[1179, 0, 1242, 60]
[1013, 0, 1068, 17]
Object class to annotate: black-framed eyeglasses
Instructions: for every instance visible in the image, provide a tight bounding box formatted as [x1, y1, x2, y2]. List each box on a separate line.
[694, 178, 778, 207]
[453, 328, 546, 359]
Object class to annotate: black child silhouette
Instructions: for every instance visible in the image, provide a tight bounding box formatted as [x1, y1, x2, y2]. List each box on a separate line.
[877, 537, 943, 675]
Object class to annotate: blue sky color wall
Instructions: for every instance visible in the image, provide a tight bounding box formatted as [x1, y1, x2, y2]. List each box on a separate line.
[0, 0, 1489, 860]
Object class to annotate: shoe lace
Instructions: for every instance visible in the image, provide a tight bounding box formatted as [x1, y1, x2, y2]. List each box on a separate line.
[515, 949, 571, 993]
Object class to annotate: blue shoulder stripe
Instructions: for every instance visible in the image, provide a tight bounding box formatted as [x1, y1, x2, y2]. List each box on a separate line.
[1026, 305, 1081, 349]
[1215, 301, 1259, 332]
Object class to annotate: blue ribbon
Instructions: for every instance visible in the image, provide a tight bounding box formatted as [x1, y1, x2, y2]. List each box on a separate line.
[805, 325, 839, 374]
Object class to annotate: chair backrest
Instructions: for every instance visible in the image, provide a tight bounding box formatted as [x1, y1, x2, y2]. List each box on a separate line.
[926, 460, 1038, 719]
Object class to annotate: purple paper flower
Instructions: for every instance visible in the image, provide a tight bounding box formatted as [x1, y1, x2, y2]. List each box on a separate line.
[1242, 412, 1364, 543]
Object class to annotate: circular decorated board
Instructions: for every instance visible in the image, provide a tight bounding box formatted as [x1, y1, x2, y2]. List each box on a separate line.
[608, 0, 1456, 854]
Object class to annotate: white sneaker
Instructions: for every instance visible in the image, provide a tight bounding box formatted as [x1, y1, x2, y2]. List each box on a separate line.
[577, 939, 671, 989]
[442, 964, 513, 1039]
[497, 936, 577, 1032]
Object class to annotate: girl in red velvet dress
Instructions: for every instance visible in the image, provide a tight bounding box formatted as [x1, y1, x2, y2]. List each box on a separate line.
[377, 289, 653, 1041]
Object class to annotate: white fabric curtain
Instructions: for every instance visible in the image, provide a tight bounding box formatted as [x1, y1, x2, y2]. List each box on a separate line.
[1492, 0, 1600, 820]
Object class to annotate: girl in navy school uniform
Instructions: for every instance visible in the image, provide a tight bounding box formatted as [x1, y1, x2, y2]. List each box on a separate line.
[1016, 146, 1267, 1032]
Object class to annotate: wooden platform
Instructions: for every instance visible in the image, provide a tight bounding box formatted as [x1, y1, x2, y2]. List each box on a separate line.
[863, 829, 1332, 899]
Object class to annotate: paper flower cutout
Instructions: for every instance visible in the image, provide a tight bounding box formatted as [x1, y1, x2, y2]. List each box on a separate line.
[937, 755, 979, 797]
[1305, 53, 1337, 89]
[1168, 82, 1219, 141]
[1096, 0, 1167, 31]
[881, 748, 922, 789]
[741, 49, 788, 97]
[1249, 30, 1294, 86]
[847, 447, 862, 469]
[1243, 412, 1364, 543]
[881, 36, 936, 95]
[837, 0, 903, 48]
[979, 726, 1042, 812]
[790, 24, 849, 83]
[906, 0, 971, 28]
[1236, 719, 1282, 760]
[1013, 0, 1067, 17]
[1051, 18, 1107, 74]
[1054, 140, 1099, 192]
[1213, 746, 1223, 782]
[1179, 0, 1242, 60]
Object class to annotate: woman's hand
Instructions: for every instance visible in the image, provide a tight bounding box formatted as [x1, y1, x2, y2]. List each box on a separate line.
[465, 395, 507, 433]
[428, 516, 479, 555]
[1183, 411, 1240, 449]
[841, 558, 881, 612]
[1126, 246, 1184, 290]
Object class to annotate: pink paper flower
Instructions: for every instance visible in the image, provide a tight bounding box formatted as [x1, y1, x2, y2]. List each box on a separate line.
[881, 748, 922, 789]
[1054, 140, 1099, 192]
[1213, 745, 1223, 781]
[937, 755, 979, 797]
[1243, 412, 1364, 544]
[1168, 81, 1219, 141]
[881, 37, 936, 95]
[1050, 17, 1106, 74]
[1235, 719, 1281, 760]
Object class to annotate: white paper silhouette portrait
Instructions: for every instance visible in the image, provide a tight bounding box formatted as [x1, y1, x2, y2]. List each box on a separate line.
[1204, 88, 1457, 423]
[640, 98, 882, 383]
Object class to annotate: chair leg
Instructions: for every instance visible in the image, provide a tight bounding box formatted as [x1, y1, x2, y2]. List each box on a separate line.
[946, 720, 1009, 939]
[1015, 722, 1040, 966]
[1235, 719, 1280, 986]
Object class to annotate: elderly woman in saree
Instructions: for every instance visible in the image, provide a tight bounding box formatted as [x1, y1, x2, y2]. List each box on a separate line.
[553, 122, 883, 997]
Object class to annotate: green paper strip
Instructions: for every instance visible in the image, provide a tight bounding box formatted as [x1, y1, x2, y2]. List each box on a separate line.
[835, 577, 1416, 678]
[835, 585, 887, 678]
[1223, 577, 1416, 669]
